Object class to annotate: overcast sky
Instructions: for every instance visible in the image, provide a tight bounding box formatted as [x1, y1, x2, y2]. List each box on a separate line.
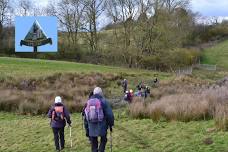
[191, 0, 228, 17]
[36, 0, 228, 17]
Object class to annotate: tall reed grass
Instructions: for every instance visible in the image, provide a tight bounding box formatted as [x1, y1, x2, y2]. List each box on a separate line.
[0, 73, 118, 115]
[129, 83, 228, 130]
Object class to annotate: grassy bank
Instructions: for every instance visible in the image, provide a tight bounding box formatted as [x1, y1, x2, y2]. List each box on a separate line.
[0, 57, 171, 79]
[202, 40, 228, 70]
[1, 112, 228, 152]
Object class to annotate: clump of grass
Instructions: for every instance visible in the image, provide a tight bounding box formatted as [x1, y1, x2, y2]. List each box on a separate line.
[129, 98, 146, 119]
[147, 103, 163, 122]
[214, 103, 228, 131]
[129, 83, 228, 130]
[130, 94, 209, 122]
[18, 101, 39, 115]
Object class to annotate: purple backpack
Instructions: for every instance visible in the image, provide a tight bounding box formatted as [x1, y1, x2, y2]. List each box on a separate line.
[85, 98, 104, 123]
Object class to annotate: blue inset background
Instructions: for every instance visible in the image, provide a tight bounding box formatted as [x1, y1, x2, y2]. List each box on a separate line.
[15, 16, 58, 52]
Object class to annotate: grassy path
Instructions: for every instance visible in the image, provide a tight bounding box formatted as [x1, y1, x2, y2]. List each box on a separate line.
[1, 112, 228, 152]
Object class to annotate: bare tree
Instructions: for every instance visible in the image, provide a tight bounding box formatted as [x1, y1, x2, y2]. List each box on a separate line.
[106, 0, 139, 67]
[82, 0, 105, 53]
[0, 0, 11, 48]
[165, 0, 190, 13]
[105, 0, 120, 40]
[0, 0, 10, 31]
[32, 4, 45, 16]
[18, 0, 32, 16]
[46, 0, 86, 47]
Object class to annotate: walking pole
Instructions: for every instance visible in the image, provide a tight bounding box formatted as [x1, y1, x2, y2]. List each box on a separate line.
[82, 114, 84, 132]
[70, 126, 73, 148]
[110, 131, 113, 152]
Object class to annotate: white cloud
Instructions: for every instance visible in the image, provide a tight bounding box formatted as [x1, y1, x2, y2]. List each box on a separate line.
[191, 0, 228, 16]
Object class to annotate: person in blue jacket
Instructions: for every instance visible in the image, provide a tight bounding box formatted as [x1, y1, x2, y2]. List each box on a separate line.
[84, 87, 114, 152]
[47, 96, 71, 151]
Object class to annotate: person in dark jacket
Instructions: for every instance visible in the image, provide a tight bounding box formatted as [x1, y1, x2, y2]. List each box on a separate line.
[137, 81, 145, 91]
[47, 96, 71, 151]
[144, 86, 150, 98]
[84, 87, 114, 152]
[122, 79, 128, 93]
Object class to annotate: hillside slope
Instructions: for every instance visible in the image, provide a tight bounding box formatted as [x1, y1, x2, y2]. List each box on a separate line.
[202, 40, 228, 70]
[0, 57, 171, 79]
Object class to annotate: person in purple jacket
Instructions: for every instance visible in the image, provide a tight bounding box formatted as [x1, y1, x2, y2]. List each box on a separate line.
[47, 96, 71, 151]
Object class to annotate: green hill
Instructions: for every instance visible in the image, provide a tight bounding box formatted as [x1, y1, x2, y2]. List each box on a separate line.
[202, 40, 228, 70]
[0, 57, 171, 79]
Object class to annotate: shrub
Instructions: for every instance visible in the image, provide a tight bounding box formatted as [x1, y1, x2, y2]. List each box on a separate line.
[140, 48, 200, 71]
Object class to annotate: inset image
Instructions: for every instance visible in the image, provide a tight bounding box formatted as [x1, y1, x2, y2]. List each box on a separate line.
[15, 16, 57, 52]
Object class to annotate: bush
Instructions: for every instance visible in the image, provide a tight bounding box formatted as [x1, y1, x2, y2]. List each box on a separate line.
[141, 56, 161, 70]
[140, 48, 200, 71]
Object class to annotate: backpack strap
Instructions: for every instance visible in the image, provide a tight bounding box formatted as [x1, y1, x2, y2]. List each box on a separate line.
[52, 110, 55, 120]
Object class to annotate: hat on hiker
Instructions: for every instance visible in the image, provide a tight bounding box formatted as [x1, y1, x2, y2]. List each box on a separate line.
[55, 96, 62, 104]
[93, 87, 103, 95]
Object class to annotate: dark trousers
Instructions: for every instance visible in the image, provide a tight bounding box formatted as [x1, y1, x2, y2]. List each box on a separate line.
[52, 127, 65, 150]
[91, 135, 107, 152]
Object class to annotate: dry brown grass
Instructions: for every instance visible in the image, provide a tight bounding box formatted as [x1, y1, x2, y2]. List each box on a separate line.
[0, 73, 118, 115]
[129, 97, 146, 118]
[129, 78, 228, 130]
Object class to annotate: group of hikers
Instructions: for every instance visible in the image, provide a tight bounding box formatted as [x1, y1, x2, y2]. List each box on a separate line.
[122, 78, 158, 103]
[47, 78, 159, 151]
[48, 87, 114, 152]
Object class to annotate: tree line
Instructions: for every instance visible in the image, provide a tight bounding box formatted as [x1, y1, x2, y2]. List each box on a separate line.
[0, 0, 228, 71]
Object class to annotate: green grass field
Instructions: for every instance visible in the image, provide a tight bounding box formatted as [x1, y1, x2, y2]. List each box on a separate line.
[0, 57, 171, 80]
[0, 54, 228, 152]
[0, 56, 226, 84]
[202, 40, 228, 70]
[1, 112, 228, 152]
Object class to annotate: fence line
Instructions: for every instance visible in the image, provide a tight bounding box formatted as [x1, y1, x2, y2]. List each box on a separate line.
[175, 62, 217, 76]
[195, 64, 217, 71]
[175, 66, 193, 76]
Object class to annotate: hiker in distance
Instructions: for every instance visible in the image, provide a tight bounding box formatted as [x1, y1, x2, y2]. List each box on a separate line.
[84, 87, 114, 152]
[48, 96, 72, 151]
[122, 79, 128, 93]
